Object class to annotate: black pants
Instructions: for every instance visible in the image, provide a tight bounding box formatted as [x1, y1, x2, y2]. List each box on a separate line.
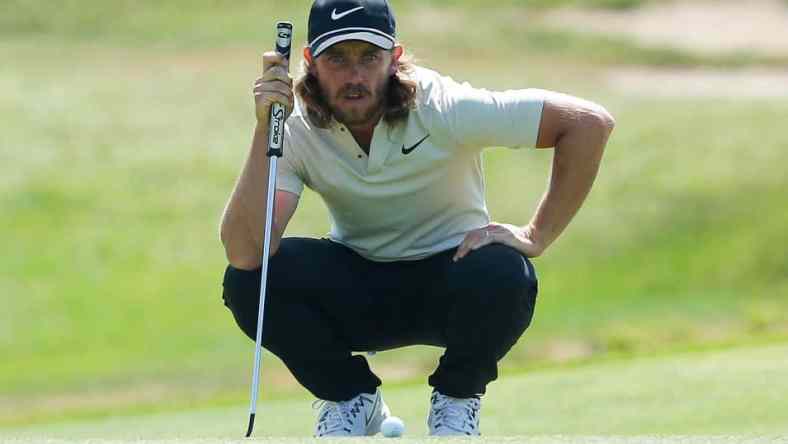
[222, 237, 538, 402]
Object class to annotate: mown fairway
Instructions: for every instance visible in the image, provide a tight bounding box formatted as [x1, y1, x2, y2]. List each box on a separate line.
[1, 0, 787, 437]
[4, 343, 788, 440]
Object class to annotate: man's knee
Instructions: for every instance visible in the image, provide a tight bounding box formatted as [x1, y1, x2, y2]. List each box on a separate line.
[461, 244, 538, 295]
[452, 244, 538, 336]
[491, 245, 538, 327]
[222, 264, 262, 341]
[493, 245, 537, 294]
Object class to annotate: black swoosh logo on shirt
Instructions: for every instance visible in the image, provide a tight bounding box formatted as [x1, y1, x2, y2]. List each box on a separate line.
[402, 134, 430, 155]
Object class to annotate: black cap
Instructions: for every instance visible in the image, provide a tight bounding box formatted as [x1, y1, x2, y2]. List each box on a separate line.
[308, 0, 397, 58]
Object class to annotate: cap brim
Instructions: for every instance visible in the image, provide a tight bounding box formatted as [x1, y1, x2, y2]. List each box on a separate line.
[312, 31, 395, 58]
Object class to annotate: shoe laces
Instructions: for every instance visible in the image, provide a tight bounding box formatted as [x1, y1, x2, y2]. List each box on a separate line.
[313, 394, 372, 435]
[430, 392, 481, 435]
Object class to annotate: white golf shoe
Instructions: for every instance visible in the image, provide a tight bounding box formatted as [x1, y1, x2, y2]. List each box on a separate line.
[427, 390, 481, 436]
[314, 389, 390, 437]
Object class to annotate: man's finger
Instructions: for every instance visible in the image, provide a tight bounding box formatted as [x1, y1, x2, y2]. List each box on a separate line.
[256, 82, 294, 98]
[453, 229, 487, 261]
[452, 233, 474, 262]
[255, 91, 292, 109]
[253, 80, 292, 98]
[261, 65, 293, 84]
[470, 230, 495, 250]
[262, 51, 289, 73]
[256, 79, 293, 95]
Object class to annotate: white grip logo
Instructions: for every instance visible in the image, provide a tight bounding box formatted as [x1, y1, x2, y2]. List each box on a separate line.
[268, 103, 286, 149]
[277, 28, 292, 52]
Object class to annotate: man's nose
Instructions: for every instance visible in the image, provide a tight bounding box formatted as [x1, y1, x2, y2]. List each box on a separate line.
[348, 63, 365, 82]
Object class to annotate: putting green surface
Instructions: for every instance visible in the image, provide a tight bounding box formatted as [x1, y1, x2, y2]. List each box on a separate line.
[3, 343, 787, 441]
[2, 438, 787, 444]
[3, 0, 788, 425]
[2, 1, 788, 440]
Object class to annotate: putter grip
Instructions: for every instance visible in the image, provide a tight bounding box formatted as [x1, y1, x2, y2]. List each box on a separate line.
[267, 21, 293, 157]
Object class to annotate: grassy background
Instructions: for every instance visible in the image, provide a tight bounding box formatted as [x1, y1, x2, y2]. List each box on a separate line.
[2, 0, 788, 434]
[5, 344, 788, 438]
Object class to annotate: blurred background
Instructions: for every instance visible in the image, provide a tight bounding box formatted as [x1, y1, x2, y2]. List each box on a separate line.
[2, 0, 787, 438]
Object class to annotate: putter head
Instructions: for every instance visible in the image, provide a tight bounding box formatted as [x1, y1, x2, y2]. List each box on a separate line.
[245, 413, 256, 438]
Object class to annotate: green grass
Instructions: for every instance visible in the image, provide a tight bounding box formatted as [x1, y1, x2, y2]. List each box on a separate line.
[2, 0, 788, 430]
[1, 440, 782, 444]
[0, 0, 648, 42]
[3, 343, 788, 439]
[2, 38, 787, 425]
[2, 1, 786, 67]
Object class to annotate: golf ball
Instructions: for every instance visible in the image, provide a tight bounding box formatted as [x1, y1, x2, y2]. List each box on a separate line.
[381, 416, 405, 438]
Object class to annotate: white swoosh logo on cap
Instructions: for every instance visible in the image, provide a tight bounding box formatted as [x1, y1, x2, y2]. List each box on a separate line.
[331, 6, 364, 20]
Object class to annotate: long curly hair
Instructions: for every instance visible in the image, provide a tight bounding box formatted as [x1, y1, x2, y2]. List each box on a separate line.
[294, 51, 418, 129]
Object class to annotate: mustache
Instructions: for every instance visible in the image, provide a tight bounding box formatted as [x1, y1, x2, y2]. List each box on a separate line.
[337, 84, 371, 98]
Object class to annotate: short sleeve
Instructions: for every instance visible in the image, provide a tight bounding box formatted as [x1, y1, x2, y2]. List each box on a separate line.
[275, 124, 306, 196]
[433, 74, 545, 150]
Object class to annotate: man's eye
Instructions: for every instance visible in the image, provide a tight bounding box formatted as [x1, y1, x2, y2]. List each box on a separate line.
[329, 55, 345, 64]
[363, 54, 378, 63]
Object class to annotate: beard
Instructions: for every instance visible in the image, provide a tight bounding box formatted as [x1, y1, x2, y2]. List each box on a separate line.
[327, 80, 388, 127]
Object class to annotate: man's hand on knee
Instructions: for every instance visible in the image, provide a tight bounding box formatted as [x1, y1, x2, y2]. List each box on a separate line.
[452, 222, 546, 262]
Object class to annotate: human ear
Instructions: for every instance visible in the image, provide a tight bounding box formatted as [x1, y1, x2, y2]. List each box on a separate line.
[389, 45, 404, 75]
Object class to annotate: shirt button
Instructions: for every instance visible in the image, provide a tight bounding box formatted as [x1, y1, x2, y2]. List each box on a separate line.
[340, 127, 346, 132]
[357, 155, 362, 159]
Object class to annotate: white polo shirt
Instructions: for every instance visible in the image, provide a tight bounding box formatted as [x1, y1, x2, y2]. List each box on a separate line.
[277, 66, 545, 262]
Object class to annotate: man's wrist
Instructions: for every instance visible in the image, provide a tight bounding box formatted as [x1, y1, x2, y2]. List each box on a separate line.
[524, 223, 551, 250]
[254, 121, 269, 135]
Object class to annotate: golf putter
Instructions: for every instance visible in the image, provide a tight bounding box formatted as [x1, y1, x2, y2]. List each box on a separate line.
[245, 20, 292, 438]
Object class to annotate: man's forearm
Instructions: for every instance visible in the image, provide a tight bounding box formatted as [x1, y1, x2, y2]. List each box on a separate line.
[527, 114, 614, 249]
[220, 124, 272, 267]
